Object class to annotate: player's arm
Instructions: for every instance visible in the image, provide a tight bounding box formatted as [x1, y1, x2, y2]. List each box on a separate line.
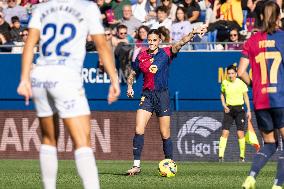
[220, 92, 230, 113]
[92, 34, 120, 104]
[171, 25, 207, 54]
[127, 69, 136, 98]
[237, 57, 251, 86]
[17, 28, 40, 105]
[243, 91, 251, 120]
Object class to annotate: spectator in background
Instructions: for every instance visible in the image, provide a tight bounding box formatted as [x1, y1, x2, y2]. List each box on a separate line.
[145, 0, 160, 22]
[0, 31, 13, 52]
[181, 0, 201, 24]
[113, 24, 134, 76]
[0, 11, 10, 34]
[120, 4, 142, 38]
[146, 6, 172, 30]
[97, 0, 118, 27]
[171, 6, 193, 50]
[112, 24, 134, 48]
[132, 25, 149, 62]
[225, 28, 243, 50]
[161, 0, 177, 21]
[220, 0, 243, 27]
[131, 0, 147, 22]
[3, 0, 28, 25]
[107, 0, 131, 20]
[10, 16, 23, 42]
[12, 28, 35, 53]
[135, 25, 149, 49]
[158, 26, 171, 47]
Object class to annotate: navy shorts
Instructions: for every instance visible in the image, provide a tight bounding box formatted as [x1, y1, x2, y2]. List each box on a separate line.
[139, 89, 171, 117]
[222, 105, 246, 131]
[255, 108, 284, 132]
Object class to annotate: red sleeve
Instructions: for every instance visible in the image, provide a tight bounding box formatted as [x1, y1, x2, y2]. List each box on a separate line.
[241, 39, 250, 58]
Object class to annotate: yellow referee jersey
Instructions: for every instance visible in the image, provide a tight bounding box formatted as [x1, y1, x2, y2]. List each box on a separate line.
[221, 78, 248, 106]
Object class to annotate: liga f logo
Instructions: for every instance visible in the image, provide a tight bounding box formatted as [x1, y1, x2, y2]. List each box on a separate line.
[177, 116, 222, 154]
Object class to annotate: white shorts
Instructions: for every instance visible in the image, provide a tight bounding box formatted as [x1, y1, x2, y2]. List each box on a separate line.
[31, 65, 90, 118]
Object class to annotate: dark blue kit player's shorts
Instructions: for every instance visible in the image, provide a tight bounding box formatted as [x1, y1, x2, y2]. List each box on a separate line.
[255, 108, 284, 132]
[139, 89, 171, 117]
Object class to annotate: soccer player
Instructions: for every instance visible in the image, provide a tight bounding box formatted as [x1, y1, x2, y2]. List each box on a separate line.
[237, 1, 284, 189]
[126, 26, 207, 175]
[218, 64, 251, 162]
[17, 1, 120, 189]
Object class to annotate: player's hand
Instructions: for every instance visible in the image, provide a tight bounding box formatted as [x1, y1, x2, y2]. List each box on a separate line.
[108, 80, 120, 104]
[246, 111, 252, 121]
[127, 88, 134, 98]
[17, 80, 32, 106]
[224, 106, 230, 113]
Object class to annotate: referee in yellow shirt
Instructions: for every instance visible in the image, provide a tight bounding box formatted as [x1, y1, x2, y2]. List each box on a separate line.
[218, 64, 251, 162]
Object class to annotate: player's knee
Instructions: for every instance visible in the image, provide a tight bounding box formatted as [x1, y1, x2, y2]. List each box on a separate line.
[161, 131, 170, 139]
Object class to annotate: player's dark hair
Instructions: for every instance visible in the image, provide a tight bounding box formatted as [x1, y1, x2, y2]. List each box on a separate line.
[148, 29, 161, 38]
[227, 64, 237, 72]
[261, 1, 280, 34]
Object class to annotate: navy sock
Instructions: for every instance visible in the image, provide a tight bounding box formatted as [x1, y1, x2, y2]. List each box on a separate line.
[249, 142, 278, 178]
[275, 141, 284, 186]
[133, 134, 144, 160]
[163, 138, 173, 159]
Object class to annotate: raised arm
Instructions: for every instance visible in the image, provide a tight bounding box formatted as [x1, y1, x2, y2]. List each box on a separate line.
[127, 69, 136, 98]
[171, 25, 207, 54]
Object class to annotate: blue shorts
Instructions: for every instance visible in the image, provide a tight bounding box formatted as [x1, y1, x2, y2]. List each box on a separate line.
[139, 89, 171, 117]
[255, 108, 284, 132]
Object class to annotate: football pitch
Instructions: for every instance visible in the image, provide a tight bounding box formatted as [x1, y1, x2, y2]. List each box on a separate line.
[0, 160, 277, 189]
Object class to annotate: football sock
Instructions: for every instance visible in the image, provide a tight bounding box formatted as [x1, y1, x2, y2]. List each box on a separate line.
[133, 134, 144, 162]
[239, 137, 246, 159]
[163, 138, 173, 159]
[218, 136, 227, 158]
[75, 147, 100, 189]
[40, 144, 58, 189]
[249, 142, 278, 178]
[275, 142, 284, 186]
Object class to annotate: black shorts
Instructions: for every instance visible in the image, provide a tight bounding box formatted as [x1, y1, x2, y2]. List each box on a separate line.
[222, 105, 246, 131]
[139, 89, 171, 117]
[255, 108, 284, 132]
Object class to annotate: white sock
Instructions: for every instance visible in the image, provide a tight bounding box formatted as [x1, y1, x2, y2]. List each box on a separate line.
[40, 144, 58, 189]
[133, 160, 140, 167]
[75, 147, 100, 189]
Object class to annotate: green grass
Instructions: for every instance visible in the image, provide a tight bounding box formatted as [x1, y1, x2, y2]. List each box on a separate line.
[0, 160, 278, 189]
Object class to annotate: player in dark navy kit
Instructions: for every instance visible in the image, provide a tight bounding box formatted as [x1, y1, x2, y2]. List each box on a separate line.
[237, 1, 284, 189]
[126, 26, 207, 175]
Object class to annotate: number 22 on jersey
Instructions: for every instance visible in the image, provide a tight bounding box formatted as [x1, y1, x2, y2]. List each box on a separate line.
[42, 23, 76, 57]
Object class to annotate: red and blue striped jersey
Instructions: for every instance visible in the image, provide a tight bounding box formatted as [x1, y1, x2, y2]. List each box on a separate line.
[132, 47, 174, 91]
[242, 30, 284, 110]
